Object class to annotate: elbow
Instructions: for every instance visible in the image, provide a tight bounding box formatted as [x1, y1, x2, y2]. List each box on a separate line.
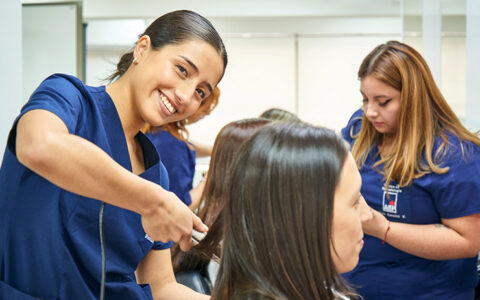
[469, 246, 480, 258]
[459, 243, 480, 259]
[16, 133, 55, 172]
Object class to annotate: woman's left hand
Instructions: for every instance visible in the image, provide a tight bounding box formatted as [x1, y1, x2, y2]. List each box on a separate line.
[361, 205, 389, 240]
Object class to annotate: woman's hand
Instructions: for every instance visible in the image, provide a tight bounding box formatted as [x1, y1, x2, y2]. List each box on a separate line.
[17, 109, 208, 252]
[141, 188, 208, 251]
[361, 203, 389, 240]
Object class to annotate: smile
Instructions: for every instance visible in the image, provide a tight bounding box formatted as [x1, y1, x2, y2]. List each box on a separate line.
[160, 92, 176, 114]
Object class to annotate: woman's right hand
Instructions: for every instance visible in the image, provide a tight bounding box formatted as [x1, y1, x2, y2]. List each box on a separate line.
[141, 189, 208, 251]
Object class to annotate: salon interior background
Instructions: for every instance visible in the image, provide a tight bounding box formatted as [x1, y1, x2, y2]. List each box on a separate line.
[1, 0, 480, 162]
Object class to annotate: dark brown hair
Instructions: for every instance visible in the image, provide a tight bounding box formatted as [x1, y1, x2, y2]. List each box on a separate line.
[107, 10, 227, 82]
[172, 118, 271, 274]
[259, 108, 301, 123]
[212, 122, 355, 300]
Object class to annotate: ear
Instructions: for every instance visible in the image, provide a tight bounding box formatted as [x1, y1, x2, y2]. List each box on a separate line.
[133, 35, 151, 62]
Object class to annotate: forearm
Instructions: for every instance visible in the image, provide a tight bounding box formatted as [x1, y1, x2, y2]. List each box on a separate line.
[17, 122, 160, 215]
[189, 180, 206, 211]
[364, 208, 480, 260]
[190, 140, 212, 157]
[17, 110, 205, 247]
[379, 222, 477, 260]
[137, 250, 210, 300]
[154, 282, 210, 300]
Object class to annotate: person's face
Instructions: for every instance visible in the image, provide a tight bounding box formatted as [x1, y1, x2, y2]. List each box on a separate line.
[131, 37, 224, 127]
[361, 75, 401, 135]
[330, 153, 372, 274]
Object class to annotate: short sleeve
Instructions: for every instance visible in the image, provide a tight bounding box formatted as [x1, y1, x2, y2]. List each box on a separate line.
[429, 144, 480, 219]
[341, 108, 364, 145]
[20, 74, 85, 134]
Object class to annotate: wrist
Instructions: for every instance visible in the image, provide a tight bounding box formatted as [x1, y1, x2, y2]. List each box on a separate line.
[138, 182, 168, 216]
[381, 220, 391, 244]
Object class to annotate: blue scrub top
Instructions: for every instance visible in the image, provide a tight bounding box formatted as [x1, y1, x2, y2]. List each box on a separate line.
[0, 74, 172, 300]
[341, 109, 480, 300]
[146, 130, 196, 206]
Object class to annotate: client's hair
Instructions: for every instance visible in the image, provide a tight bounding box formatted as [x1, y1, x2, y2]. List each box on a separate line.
[212, 122, 355, 300]
[259, 108, 301, 123]
[172, 118, 271, 274]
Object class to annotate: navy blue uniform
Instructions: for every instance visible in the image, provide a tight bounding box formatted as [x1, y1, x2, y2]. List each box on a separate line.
[147, 130, 196, 206]
[342, 109, 480, 299]
[0, 74, 172, 299]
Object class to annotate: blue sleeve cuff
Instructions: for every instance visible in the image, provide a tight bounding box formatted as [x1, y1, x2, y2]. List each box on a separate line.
[152, 240, 173, 250]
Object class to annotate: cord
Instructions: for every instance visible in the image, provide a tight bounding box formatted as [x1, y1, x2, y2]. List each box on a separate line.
[99, 202, 106, 300]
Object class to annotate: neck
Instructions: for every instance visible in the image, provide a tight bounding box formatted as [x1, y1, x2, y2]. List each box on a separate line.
[106, 75, 145, 141]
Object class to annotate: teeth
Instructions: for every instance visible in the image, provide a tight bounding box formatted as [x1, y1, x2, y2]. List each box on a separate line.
[160, 93, 176, 114]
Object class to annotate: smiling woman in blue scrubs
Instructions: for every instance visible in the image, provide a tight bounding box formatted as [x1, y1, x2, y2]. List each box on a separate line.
[0, 10, 227, 300]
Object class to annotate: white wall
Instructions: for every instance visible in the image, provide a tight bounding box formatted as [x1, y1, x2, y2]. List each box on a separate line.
[85, 16, 403, 145]
[83, 0, 404, 19]
[22, 4, 80, 101]
[82, 1, 474, 146]
[0, 0, 22, 163]
[297, 36, 399, 131]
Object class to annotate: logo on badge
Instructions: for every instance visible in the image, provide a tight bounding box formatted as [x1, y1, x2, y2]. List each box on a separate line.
[382, 191, 398, 213]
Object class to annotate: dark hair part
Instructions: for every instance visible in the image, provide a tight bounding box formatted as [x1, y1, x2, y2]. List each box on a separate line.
[212, 122, 355, 300]
[259, 108, 301, 123]
[107, 10, 228, 82]
[172, 118, 271, 275]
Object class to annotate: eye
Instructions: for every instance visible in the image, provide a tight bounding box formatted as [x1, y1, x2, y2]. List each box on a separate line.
[196, 88, 206, 100]
[353, 196, 361, 208]
[176, 65, 188, 77]
[379, 99, 391, 107]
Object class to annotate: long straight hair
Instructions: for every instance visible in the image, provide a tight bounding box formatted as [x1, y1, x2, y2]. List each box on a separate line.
[172, 118, 271, 273]
[212, 122, 355, 300]
[352, 40, 480, 188]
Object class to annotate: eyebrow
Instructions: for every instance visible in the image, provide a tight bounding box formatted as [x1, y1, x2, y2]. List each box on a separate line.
[359, 90, 391, 100]
[373, 95, 391, 100]
[180, 55, 213, 94]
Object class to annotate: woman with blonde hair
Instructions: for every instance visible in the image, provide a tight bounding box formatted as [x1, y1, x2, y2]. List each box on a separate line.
[342, 40, 480, 299]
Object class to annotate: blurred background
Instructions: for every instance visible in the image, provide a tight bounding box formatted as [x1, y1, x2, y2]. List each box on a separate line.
[1, 0, 479, 162]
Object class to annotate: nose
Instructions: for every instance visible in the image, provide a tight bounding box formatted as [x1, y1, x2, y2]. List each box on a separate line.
[175, 82, 196, 106]
[364, 101, 378, 119]
[358, 196, 373, 223]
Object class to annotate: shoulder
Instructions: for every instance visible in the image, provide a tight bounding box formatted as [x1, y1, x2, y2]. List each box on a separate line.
[36, 73, 87, 93]
[28, 73, 94, 108]
[434, 131, 480, 167]
[148, 130, 178, 145]
[20, 74, 102, 133]
[341, 108, 363, 143]
[148, 130, 190, 155]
